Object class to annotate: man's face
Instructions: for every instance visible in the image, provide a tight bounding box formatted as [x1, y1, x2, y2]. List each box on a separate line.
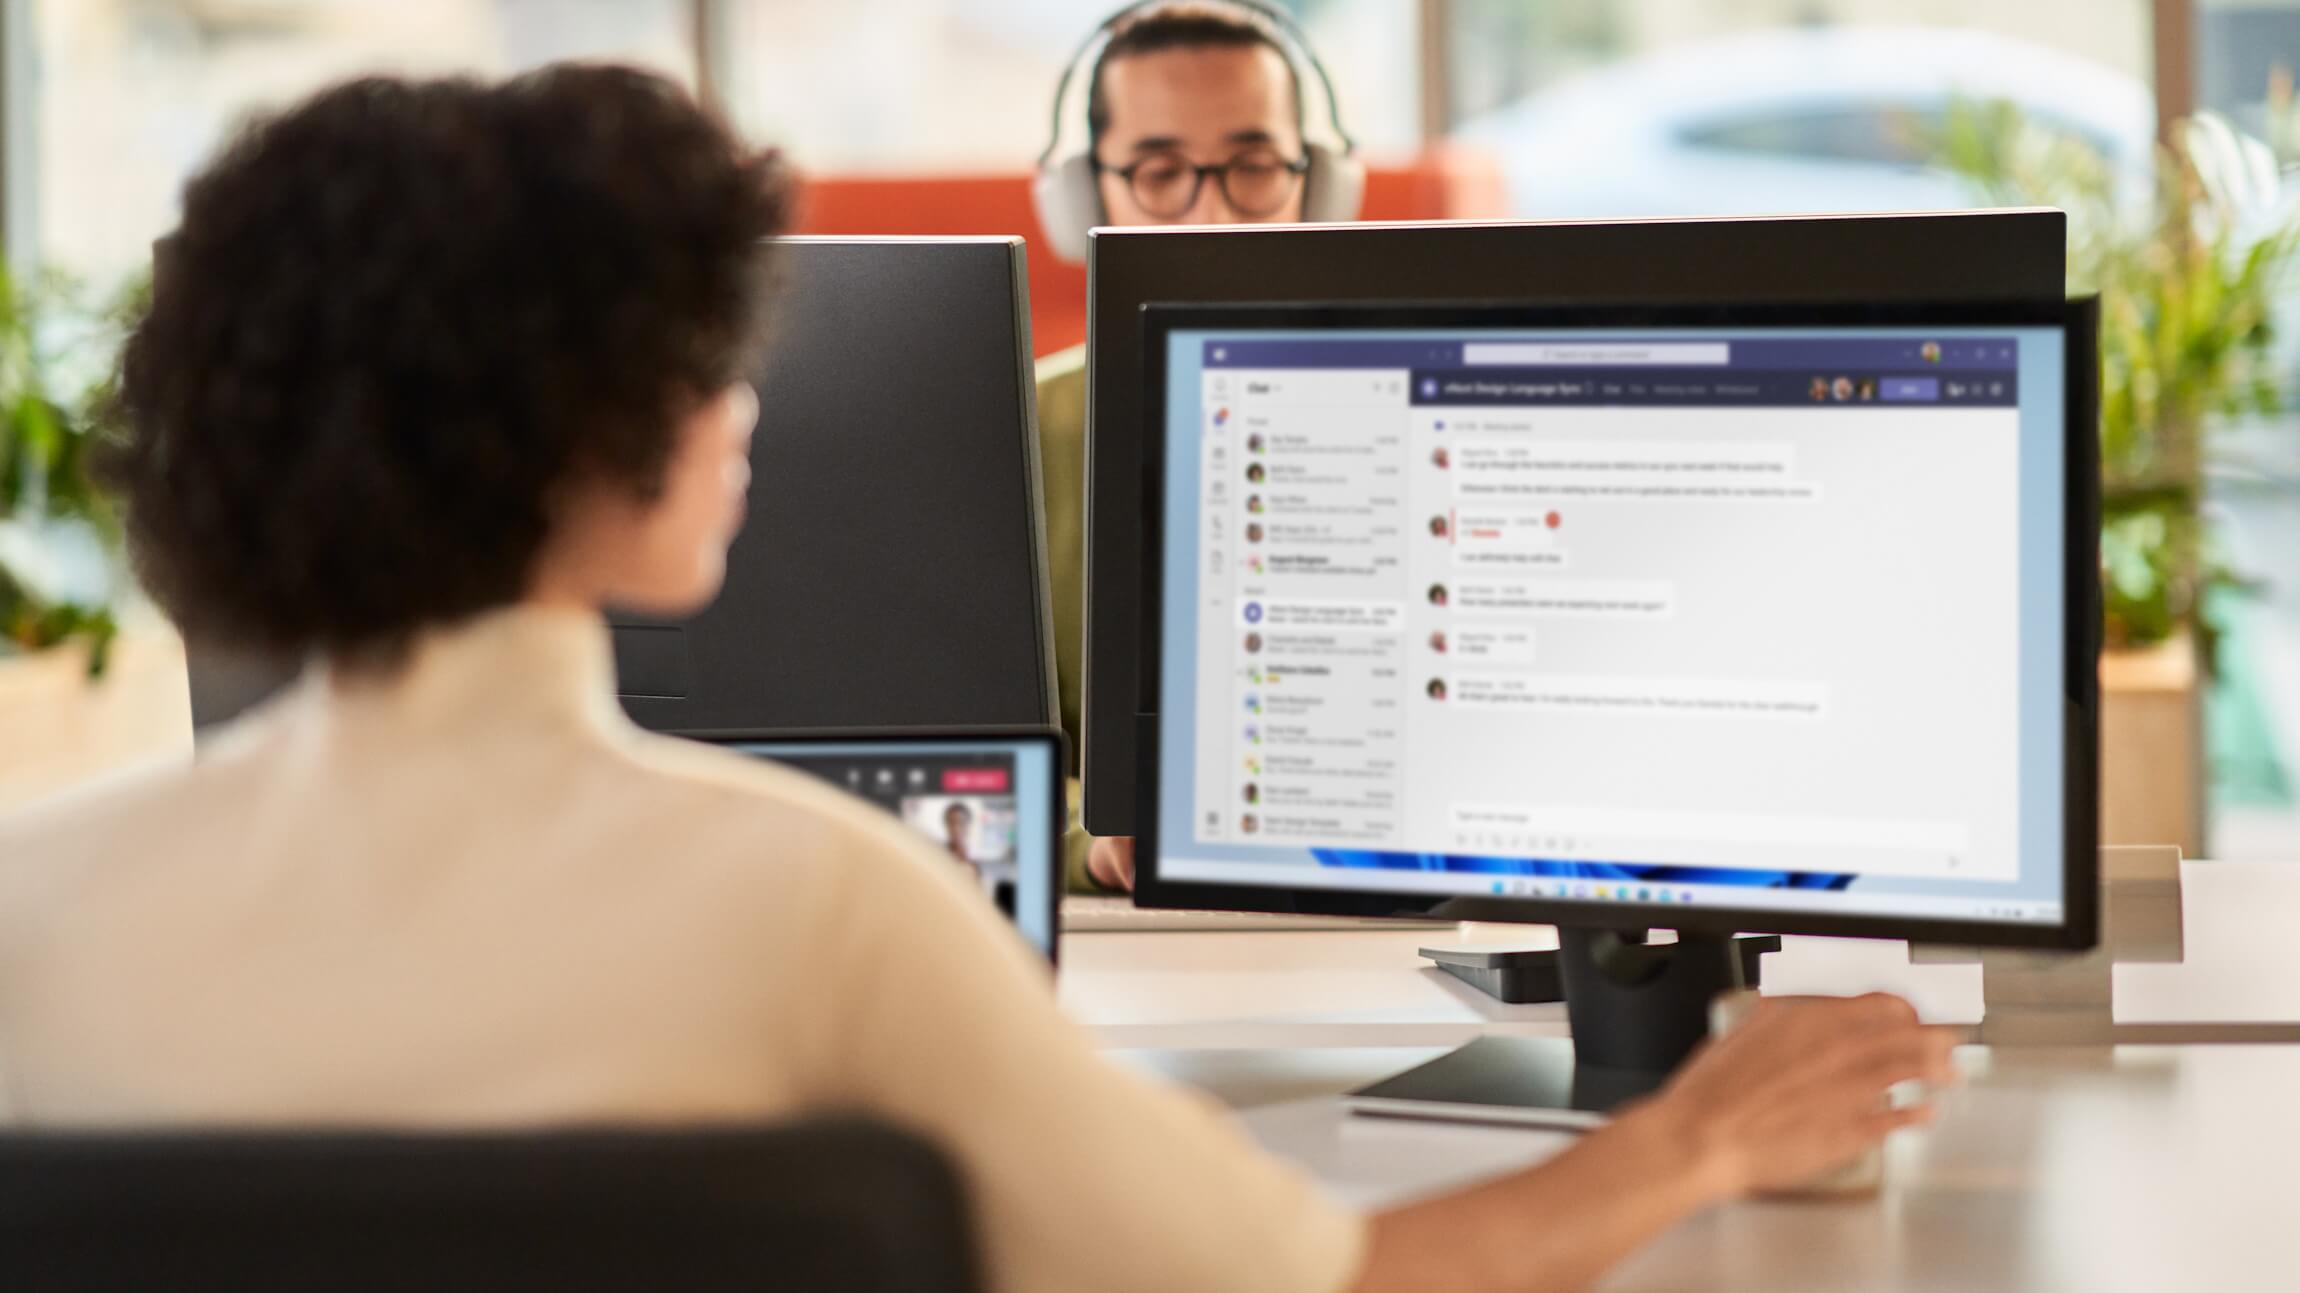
[1094, 43, 1306, 226]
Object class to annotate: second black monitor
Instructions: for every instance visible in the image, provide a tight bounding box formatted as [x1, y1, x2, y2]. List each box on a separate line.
[613, 235, 1057, 735]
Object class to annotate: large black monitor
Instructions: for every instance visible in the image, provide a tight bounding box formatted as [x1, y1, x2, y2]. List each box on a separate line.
[1083, 211, 2070, 836]
[191, 236, 1057, 737]
[1134, 298, 2097, 1115]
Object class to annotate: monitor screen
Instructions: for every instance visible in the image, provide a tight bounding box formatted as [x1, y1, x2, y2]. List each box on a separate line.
[706, 733, 1062, 961]
[1142, 304, 2089, 946]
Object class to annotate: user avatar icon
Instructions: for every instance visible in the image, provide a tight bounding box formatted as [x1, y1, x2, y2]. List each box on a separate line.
[1431, 447, 1450, 469]
[1243, 601, 1264, 625]
[1428, 630, 1448, 654]
[1427, 678, 1448, 701]
[1921, 341, 1942, 364]
[1831, 376, 1854, 402]
[1245, 462, 1266, 484]
[1246, 495, 1264, 514]
[1246, 522, 1264, 543]
[1241, 813, 1260, 835]
[1243, 632, 1263, 654]
[1429, 515, 1449, 539]
[1242, 783, 1260, 805]
[1246, 432, 1265, 454]
[1427, 583, 1449, 607]
[1808, 376, 1828, 401]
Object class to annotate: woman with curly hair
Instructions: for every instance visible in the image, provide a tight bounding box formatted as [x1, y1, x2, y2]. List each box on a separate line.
[0, 64, 1953, 1293]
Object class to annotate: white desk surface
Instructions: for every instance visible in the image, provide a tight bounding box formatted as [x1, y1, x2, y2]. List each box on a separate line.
[1060, 860, 2300, 1290]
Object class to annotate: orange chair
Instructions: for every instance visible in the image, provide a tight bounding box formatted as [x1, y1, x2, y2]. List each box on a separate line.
[790, 149, 1506, 358]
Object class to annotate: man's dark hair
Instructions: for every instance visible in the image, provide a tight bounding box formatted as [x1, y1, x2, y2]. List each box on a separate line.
[1084, 3, 1303, 146]
[110, 65, 791, 662]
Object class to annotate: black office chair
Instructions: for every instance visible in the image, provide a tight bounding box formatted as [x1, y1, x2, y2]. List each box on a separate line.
[0, 1118, 981, 1293]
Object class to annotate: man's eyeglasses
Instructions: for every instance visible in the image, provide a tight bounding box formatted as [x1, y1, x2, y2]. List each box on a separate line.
[1096, 148, 1311, 220]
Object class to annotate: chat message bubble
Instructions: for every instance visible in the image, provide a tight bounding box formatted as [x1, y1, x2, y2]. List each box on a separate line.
[1455, 548, 1570, 571]
[1454, 440, 1817, 503]
[1452, 507, 1569, 570]
[1452, 627, 1535, 666]
[1239, 600, 1402, 633]
[1458, 439, 1796, 481]
[1507, 480, 1822, 503]
[1451, 675, 1827, 719]
[1454, 509, 1562, 552]
[1452, 579, 1674, 619]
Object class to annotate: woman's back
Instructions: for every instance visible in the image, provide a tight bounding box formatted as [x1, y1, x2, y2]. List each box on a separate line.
[0, 608, 911, 1125]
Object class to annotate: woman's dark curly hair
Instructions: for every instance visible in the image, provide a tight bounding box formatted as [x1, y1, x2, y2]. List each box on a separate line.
[109, 64, 791, 660]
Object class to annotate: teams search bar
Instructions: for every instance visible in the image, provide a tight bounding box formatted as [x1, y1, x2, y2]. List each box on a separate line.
[1461, 343, 1730, 366]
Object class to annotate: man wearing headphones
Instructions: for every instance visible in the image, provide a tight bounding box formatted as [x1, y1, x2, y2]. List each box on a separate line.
[1035, 1, 1363, 892]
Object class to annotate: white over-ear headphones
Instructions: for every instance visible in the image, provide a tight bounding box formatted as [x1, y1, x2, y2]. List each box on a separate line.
[1031, 0, 1366, 263]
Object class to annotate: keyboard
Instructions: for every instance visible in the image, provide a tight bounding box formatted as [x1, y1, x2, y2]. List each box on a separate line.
[1062, 894, 1456, 933]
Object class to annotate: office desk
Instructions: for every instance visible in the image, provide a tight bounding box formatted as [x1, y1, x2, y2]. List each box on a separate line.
[1061, 862, 2300, 1288]
[1125, 1046, 2300, 1291]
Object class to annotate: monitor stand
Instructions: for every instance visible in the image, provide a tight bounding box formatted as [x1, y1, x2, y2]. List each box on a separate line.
[1418, 930, 1779, 1004]
[1349, 928, 1744, 1129]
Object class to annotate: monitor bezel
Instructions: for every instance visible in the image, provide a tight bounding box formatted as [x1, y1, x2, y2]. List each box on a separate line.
[1132, 298, 2099, 951]
[676, 725, 1069, 965]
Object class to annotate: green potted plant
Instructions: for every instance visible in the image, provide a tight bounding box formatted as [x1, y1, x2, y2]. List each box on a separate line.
[0, 265, 135, 674]
[1937, 95, 2300, 855]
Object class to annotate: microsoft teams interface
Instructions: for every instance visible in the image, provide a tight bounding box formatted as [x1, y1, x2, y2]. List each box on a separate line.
[1156, 324, 2066, 926]
[728, 738, 1057, 955]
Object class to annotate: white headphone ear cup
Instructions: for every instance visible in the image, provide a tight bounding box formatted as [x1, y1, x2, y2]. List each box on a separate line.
[1300, 142, 1365, 224]
[1032, 153, 1104, 264]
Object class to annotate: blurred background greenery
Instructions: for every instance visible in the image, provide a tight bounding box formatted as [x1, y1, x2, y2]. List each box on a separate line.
[0, 266, 135, 674]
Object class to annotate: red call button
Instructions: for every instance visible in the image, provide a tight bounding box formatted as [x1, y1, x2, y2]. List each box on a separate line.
[942, 767, 1011, 793]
